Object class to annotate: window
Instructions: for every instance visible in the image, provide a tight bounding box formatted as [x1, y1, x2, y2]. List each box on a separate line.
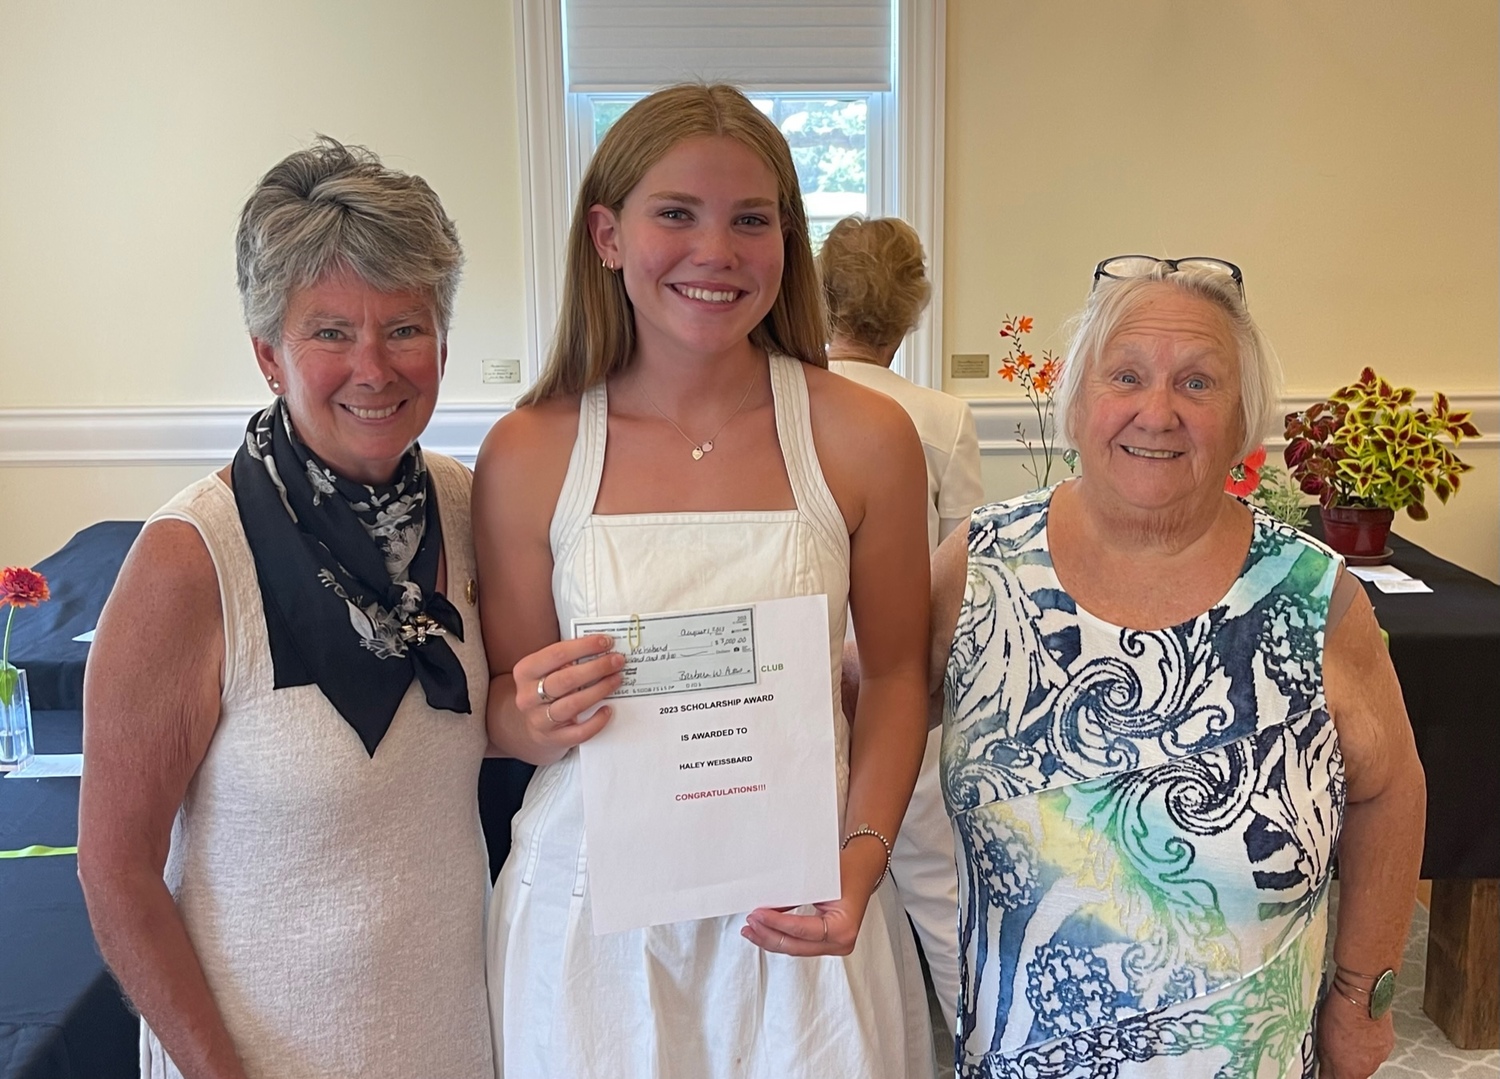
[572, 92, 881, 252]
[513, 0, 945, 387]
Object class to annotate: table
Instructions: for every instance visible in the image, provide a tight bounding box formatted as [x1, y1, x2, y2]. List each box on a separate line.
[6, 522, 142, 714]
[0, 711, 137, 1079]
[4, 520, 1495, 1064]
[1361, 527, 1500, 1049]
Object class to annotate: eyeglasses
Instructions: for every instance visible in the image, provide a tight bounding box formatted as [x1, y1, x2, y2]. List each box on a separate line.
[1092, 255, 1244, 299]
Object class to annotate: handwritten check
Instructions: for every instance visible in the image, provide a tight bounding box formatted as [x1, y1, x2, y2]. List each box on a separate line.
[572, 607, 758, 697]
[572, 594, 841, 934]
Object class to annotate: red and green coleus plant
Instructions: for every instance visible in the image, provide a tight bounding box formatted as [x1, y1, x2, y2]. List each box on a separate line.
[1284, 367, 1480, 520]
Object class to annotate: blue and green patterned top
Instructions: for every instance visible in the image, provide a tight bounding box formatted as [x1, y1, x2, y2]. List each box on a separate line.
[942, 487, 1345, 1079]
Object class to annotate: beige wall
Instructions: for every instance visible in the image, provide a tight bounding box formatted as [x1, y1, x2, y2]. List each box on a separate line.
[2, 0, 1496, 582]
[945, 0, 1498, 579]
[0, 0, 524, 410]
[0, 0, 525, 565]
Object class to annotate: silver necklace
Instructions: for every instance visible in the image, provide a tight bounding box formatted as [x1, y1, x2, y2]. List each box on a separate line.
[634, 368, 759, 461]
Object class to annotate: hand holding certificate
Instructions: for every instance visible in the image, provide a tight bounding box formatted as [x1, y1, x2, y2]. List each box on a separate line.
[572, 594, 842, 935]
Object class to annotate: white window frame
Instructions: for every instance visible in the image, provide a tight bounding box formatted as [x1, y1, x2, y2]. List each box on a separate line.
[511, 0, 945, 388]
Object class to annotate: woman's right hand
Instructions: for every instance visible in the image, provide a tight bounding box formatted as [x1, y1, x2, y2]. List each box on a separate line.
[502, 634, 626, 764]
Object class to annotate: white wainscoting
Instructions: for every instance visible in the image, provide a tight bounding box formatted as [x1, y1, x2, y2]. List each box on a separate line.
[967, 392, 1499, 454]
[0, 404, 507, 468]
[0, 393, 1495, 467]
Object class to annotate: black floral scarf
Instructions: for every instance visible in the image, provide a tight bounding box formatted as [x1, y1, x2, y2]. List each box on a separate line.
[231, 400, 469, 755]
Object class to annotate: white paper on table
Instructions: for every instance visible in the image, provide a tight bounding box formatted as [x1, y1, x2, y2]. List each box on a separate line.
[1372, 577, 1433, 593]
[4, 754, 84, 778]
[1348, 565, 1411, 583]
[71, 629, 95, 643]
[572, 594, 840, 935]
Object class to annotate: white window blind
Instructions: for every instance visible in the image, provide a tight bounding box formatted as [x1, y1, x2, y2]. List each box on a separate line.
[564, 0, 892, 93]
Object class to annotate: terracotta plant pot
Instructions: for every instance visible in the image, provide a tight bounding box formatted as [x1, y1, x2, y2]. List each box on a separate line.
[1320, 505, 1395, 562]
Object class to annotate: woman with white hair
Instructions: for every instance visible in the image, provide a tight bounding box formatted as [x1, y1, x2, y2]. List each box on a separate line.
[929, 257, 1425, 1077]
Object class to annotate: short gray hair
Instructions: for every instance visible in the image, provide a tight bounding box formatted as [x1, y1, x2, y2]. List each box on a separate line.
[235, 136, 463, 344]
[1053, 268, 1282, 462]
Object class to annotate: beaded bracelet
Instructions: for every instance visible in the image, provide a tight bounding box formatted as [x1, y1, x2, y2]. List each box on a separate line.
[841, 826, 893, 886]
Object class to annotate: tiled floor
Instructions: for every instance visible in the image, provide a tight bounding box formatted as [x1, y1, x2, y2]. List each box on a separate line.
[1369, 900, 1498, 1079]
[923, 894, 1499, 1077]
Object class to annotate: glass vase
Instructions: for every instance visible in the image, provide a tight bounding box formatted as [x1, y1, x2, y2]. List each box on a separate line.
[0, 665, 34, 772]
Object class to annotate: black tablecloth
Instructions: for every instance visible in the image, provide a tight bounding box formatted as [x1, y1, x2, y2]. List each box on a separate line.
[8, 522, 142, 713]
[0, 712, 137, 1079]
[1364, 529, 1500, 880]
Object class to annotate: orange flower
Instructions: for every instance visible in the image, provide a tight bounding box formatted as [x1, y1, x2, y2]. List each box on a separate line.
[999, 362, 1018, 382]
[0, 567, 49, 608]
[1037, 356, 1064, 392]
[1016, 352, 1035, 371]
[1225, 446, 1267, 498]
[1016, 316, 1034, 334]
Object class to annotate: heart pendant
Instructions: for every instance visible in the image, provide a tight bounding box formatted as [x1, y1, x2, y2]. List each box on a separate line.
[691, 447, 704, 460]
[700, 441, 713, 454]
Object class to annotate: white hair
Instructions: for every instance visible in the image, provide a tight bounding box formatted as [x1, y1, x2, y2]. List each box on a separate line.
[1053, 267, 1282, 462]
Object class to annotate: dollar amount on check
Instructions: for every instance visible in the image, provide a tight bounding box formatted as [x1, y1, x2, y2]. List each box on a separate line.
[576, 606, 760, 699]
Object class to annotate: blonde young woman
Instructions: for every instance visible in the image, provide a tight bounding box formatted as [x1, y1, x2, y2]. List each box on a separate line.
[475, 85, 935, 1077]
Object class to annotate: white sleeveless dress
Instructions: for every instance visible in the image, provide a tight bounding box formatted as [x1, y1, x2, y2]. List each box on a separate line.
[140, 454, 494, 1079]
[487, 354, 934, 1078]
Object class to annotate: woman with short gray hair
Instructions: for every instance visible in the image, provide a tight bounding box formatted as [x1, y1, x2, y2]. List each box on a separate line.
[79, 137, 494, 1079]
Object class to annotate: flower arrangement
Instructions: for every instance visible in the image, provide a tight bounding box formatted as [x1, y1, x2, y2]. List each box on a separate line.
[998, 315, 1075, 488]
[1, 567, 49, 704]
[1226, 448, 1310, 530]
[1283, 368, 1479, 520]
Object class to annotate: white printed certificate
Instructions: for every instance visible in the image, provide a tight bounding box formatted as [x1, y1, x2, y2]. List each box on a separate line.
[572, 594, 841, 934]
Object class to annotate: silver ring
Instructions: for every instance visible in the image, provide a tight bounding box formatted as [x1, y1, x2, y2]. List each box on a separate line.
[537, 676, 557, 705]
[819, 915, 828, 943]
[545, 702, 560, 726]
[777, 933, 786, 951]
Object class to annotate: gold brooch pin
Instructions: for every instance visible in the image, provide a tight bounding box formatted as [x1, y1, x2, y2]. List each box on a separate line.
[399, 612, 448, 646]
[465, 579, 477, 606]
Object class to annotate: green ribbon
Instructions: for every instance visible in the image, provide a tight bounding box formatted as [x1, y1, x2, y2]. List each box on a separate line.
[0, 844, 77, 859]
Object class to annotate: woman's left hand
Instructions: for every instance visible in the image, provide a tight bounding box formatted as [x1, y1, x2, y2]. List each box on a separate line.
[1316, 991, 1396, 1079]
[739, 836, 887, 957]
[740, 896, 866, 958]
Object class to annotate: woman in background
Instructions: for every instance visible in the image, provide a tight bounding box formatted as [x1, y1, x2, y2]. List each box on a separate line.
[79, 139, 493, 1079]
[475, 84, 935, 1077]
[819, 213, 983, 1045]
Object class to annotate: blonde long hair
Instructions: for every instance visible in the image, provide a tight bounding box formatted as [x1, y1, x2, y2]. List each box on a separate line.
[522, 84, 826, 404]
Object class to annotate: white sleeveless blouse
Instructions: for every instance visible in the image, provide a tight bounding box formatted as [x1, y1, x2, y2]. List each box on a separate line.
[141, 454, 494, 1079]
